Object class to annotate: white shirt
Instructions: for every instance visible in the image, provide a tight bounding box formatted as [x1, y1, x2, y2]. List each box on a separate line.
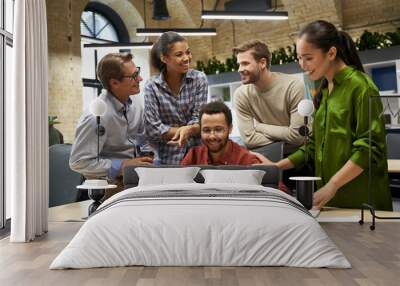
[69, 90, 145, 178]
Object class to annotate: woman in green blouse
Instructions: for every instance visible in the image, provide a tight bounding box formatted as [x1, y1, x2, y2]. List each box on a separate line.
[262, 20, 392, 210]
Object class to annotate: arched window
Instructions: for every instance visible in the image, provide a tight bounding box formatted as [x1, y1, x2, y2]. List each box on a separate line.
[80, 2, 129, 43]
[80, 2, 130, 108]
[81, 11, 119, 42]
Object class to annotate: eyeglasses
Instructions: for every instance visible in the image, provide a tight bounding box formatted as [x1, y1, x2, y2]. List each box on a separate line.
[122, 67, 141, 81]
[201, 127, 227, 136]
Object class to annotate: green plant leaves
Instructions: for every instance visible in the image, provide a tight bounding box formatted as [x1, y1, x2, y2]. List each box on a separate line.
[355, 29, 400, 51]
[196, 54, 238, 75]
[48, 115, 61, 126]
[197, 29, 400, 75]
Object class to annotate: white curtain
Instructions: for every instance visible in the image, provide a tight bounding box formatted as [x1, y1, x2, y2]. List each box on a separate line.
[9, 0, 49, 242]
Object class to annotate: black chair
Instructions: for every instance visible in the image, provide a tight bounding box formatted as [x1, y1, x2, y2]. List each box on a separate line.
[387, 133, 400, 159]
[251, 141, 307, 190]
[49, 144, 84, 207]
[251, 141, 284, 163]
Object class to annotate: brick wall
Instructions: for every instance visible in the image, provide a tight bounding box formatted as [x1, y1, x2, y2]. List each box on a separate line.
[342, 0, 400, 38]
[47, 0, 87, 143]
[47, 0, 144, 143]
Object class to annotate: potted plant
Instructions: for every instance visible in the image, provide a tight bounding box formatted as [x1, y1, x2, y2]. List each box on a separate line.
[48, 115, 64, 146]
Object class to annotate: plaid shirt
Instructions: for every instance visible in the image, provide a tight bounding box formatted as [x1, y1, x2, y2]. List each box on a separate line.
[144, 69, 208, 165]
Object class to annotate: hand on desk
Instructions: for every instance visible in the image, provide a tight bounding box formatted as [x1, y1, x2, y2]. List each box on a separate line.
[313, 181, 339, 209]
[120, 156, 154, 175]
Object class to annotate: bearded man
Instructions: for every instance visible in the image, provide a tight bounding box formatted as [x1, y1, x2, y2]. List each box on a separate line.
[181, 101, 261, 165]
[232, 40, 306, 151]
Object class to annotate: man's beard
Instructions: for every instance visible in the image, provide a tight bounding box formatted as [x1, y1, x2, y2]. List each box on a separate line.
[206, 137, 229, 154]
[241, 68, 261, 84]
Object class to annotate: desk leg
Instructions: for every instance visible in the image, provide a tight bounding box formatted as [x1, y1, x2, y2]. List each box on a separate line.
[359, 203, 400, 230]
[88, 189, 105, 216]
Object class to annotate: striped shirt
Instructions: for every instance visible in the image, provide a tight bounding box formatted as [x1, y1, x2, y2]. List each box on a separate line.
[144, 69, 208, 165]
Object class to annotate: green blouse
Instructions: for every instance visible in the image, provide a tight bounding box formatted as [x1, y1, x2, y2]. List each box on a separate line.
[288, 66, 392, 210]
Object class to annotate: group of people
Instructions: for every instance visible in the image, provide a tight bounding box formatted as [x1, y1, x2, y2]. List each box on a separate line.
[69, 20, 392, 211]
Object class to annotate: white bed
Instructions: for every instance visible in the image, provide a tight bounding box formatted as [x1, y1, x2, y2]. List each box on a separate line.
[50, 183, 351, 269]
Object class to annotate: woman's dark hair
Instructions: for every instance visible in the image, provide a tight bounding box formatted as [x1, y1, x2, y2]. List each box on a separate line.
[150, 31, 186, 71]
[199, 101, 233, 127]
[299, 20, 364, 109]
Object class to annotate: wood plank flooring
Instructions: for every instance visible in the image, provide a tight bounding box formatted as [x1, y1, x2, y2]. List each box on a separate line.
[1, 221, 399, 286]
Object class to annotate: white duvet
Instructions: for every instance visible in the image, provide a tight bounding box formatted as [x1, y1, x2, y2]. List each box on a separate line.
[50, 183, 351, 269]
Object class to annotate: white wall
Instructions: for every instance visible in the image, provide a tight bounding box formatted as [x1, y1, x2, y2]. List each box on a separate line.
[5, 44, 12, 220]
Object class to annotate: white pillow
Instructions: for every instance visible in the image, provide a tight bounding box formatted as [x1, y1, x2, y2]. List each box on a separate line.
[200, 169, 266, 185]
[136, 167, 200, 186]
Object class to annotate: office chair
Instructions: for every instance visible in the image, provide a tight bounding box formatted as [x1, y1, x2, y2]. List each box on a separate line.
[49, 144, 84, 207]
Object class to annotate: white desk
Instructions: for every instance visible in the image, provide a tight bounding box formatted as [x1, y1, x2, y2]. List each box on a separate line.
[388, 159, 400, 173]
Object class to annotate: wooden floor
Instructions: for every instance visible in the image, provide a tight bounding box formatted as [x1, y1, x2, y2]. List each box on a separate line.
[1, 220, 400, 286]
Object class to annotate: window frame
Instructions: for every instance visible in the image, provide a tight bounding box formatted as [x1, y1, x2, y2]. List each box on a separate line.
[82, 2, 129, 43]
[0, 0, 13, 231]
[80, 2, 130, 97]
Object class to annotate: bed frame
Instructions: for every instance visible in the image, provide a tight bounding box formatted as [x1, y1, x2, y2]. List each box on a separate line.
[123, 165, 280, 189]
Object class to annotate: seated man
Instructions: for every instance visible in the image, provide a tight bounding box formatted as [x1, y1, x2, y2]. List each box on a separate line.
[232, 40, 306, 154]
[70, 53, 153, 191]
[181, 101, 261, 165]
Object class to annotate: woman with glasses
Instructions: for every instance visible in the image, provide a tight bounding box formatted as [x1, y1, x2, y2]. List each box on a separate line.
[258, 20, 392, 211]
[144, 31, 208, 165]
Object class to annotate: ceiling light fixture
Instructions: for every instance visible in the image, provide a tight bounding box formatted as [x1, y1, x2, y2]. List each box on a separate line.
[201, 10, 288, 20]
[153, 0, 170, 20]
[83, 42, 154, 49]
[136, 28, 217, 37]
